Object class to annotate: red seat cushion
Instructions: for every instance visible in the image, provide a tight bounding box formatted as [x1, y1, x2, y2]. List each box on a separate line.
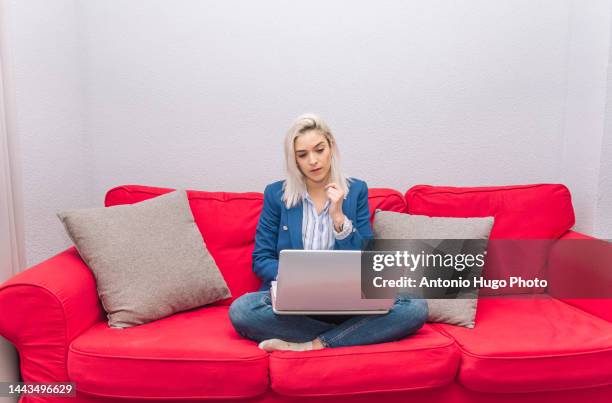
[105, 185, 407, 303]
[405, 184, 575, 295]
[268, 325, 459, 396]
[434, 295, 612, 393]
[68, 306, 268, 399]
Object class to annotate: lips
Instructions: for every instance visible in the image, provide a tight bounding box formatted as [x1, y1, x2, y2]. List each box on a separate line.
[311, 168, 322, 173]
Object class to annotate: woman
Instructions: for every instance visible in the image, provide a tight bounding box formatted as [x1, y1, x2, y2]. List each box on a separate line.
[229, 113, 428, 351]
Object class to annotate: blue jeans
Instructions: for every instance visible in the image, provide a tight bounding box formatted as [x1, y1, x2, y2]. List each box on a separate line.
[228, 291, 428, 348]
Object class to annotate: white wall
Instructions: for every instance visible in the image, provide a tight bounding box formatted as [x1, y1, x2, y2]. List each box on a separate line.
[3, 0, 612, 267]
[598, 1, 612, 240]
[83, 0, 570, 200]
[561, 0, 612, 238]
[0, 0, 24, 391]
[0, 336, 18, 400]
[3, 0, 93, 268]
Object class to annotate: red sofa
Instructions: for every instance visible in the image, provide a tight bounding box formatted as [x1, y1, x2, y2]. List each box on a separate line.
[1, 183, 612, 403]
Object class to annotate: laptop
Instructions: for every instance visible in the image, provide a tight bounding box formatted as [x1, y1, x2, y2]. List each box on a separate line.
[270, 249, 395, 315]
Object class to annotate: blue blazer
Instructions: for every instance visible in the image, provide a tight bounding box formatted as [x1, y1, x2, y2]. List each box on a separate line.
[252, 177, 374, 291]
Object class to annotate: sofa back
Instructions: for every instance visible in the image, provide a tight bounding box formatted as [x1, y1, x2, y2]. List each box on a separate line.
[105, 184, 407, 304]
[405, 184, 575, 295]
[406, 184, 575, 239]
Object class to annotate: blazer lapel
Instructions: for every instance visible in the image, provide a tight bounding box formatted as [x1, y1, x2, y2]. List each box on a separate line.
[287, 202, 304, 249]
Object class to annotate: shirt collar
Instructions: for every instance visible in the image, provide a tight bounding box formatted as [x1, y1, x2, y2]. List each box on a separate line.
[303, 193, 331, 213]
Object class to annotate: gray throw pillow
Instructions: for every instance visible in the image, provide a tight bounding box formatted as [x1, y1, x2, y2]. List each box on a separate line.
[57, 189, 231, 328]
[373, 210, 494, 328]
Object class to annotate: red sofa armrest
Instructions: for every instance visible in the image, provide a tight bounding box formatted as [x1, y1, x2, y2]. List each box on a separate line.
[0, 247, 105, 381]
[547, 230, 612, 322]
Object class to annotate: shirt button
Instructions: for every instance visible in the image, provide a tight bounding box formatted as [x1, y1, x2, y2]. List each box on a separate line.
[282, 225, 288, 231]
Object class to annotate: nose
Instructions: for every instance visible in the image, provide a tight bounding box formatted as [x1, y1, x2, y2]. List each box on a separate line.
[308, 153, 318, 165]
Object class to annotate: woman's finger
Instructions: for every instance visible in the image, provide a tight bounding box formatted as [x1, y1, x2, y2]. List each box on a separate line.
[326, 188, 341, 199]
[326, 189, 337, 198]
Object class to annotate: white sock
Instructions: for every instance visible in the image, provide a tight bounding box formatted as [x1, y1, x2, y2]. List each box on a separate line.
[258, 338, 314, 352]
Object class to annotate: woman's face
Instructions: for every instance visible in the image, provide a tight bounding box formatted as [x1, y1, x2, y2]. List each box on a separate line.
[294, 130, 332, 184]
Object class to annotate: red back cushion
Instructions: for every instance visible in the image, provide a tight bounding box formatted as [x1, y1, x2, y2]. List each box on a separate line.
[367, 188, 408, 220]
[405, 184, 575, 295]
[406, 184, 574, 239]
[105, 185, 407, 303]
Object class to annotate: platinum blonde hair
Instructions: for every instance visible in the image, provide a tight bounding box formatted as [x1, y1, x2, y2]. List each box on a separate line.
[282, 113, 351, 209]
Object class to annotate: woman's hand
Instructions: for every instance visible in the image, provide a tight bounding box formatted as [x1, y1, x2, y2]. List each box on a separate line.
[325, 183, 346, 231]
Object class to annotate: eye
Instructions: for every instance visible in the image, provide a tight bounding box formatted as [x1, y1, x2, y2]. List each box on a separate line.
[297, 153, 307, 158]
[316, 148, 325, 153]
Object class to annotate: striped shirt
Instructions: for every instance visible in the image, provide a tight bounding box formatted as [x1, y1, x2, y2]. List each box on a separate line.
[301, 193, 353, 250]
